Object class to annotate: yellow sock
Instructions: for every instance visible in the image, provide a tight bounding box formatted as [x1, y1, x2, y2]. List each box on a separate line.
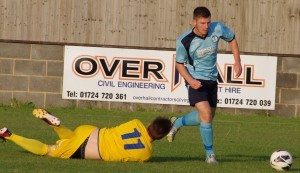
[53, 125, 74, 139]
[6, 134, 48, 156]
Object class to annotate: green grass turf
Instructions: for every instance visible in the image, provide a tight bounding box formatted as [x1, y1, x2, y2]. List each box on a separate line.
[0, 106, 299, 173]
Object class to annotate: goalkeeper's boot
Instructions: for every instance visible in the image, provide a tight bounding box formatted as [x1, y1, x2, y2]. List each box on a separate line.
[166, 116, 179, 142]
[0, 127, 12, 141]
[205, 154, 219, 164]
[32, 109, 60, 127]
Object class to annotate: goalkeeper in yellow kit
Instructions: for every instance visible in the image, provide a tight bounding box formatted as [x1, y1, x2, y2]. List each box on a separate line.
[0, 109, 171, 162]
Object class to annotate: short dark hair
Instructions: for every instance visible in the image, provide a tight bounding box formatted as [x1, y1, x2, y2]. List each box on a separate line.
[147, 116, 172, 140]
[193, 6, 211, 19]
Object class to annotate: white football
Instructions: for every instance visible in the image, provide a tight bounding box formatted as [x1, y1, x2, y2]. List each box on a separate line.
[270, 150, 292, 171]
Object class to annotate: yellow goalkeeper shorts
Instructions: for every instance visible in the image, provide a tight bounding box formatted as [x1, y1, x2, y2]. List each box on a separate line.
[48, 125, 97, 159]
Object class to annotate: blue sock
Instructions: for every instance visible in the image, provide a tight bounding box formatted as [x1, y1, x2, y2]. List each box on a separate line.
[174, 111, 199, 129]
[200, 122, 214, 157]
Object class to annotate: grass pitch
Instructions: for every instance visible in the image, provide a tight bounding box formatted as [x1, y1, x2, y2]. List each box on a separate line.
[0, 106, 299, 173]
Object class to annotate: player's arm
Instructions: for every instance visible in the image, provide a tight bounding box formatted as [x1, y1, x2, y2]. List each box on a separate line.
[175, 39, 202, 89]
[220, 22, 242, 78]
[175, 62, 202, 89]
[228, 38, 242, 78]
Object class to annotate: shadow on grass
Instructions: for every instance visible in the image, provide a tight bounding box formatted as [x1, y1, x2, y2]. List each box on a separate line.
[221, 154, 298, 163]
[151, 156, 201, 162]
[288, 169, 300, 172]
[14, 152, 300, 172]
[152, 154, 270, 163]
[219, 154, 270, 162]
[152, 154, 298, 163]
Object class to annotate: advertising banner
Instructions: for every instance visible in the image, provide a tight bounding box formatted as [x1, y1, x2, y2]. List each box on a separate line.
[63, 46, 277, 110]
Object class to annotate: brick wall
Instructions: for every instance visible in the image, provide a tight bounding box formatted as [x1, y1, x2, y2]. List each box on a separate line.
[0, 42, 299, 117]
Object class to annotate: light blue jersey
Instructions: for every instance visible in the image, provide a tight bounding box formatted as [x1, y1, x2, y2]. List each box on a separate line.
[175, 22, 235, 81]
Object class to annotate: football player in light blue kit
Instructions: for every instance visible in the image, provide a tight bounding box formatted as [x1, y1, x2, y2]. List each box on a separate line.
[167, 6, 242, 164]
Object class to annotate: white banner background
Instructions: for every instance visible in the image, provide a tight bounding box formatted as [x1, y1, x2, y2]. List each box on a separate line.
[63, 46, 277, 110]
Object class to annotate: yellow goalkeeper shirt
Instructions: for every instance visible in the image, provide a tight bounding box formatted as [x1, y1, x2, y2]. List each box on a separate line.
[98, 119, 153, 162]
